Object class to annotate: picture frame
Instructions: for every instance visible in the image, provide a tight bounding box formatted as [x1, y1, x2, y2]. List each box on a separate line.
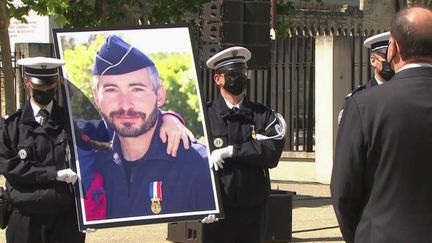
[53, 24, 222, 231]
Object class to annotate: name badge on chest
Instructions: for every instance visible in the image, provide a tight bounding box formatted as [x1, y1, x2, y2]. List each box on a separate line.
[213, 137, 225, 148]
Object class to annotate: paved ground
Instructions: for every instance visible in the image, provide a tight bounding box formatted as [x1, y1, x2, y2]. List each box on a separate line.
[0, 161, 345, 243]
[275, 181, 343, 243]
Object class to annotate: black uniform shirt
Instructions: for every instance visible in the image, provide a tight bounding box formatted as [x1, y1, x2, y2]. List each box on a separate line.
[206, 97, 285, 208]
[0, 100, 74, 214]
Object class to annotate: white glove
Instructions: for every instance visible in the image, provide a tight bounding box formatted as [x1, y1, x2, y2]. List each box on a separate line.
[201, 214, 219, 224]
[82, 228, 97, 233]
[56, 168, 78, 184]
[210, 146, 233, 171]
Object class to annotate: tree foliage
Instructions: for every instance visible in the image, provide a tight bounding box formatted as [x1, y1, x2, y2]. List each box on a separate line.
[60, 36, 203, 139]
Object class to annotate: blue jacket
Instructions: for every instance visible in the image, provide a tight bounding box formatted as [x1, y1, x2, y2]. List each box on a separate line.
[94, 114, 216, 219]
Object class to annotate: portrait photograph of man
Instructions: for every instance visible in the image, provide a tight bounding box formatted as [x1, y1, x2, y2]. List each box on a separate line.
[53, 26, 221, 230]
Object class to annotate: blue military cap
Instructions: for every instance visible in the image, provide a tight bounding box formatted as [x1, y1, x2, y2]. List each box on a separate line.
[17, 57, 64, 86]
[93, 35, 154, 76]
[206, 46, 251, 71]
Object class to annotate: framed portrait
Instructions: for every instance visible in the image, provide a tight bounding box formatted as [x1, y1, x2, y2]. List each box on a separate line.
[53, 25, 222, 231]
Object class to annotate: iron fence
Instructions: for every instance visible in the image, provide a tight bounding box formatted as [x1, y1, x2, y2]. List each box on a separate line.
[2, 33, 372, 152]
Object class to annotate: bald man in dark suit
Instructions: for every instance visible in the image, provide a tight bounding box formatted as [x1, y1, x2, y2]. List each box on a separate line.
[331, 7, 432, 243]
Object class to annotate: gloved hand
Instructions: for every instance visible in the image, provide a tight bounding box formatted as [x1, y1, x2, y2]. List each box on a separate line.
[56, 168, 78, 184]
[201, 214, 219, 224]
[210, 146, 233, 171]
[82, 228, 97, 233]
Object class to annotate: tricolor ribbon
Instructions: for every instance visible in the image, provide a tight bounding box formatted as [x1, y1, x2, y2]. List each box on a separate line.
[149, 181, 163, 201]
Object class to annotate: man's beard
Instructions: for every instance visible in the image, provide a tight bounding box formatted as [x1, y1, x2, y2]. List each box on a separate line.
[103, 103, 158, 137]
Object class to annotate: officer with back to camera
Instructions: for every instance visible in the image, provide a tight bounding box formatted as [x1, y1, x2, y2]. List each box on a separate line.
[201, 46, 286, 243]
[0, 57, 85, 243]
[338, 32, 393, 124]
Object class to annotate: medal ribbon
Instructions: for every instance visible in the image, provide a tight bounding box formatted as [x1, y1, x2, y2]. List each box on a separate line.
[149, 181, 163, 201]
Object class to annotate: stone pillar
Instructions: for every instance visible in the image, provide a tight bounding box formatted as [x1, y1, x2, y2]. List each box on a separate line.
[314, 36, 352, 184]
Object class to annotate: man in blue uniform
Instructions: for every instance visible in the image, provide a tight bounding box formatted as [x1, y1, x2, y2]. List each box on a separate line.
[201, 46, 286, 243]
[92, 35, 216, 218]
[0, 57, 85, 243]
[338, 32, 392, 124]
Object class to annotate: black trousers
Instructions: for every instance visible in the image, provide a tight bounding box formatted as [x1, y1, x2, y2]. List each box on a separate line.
[6, 208, 85, 243]
[202, 203, 266, 243]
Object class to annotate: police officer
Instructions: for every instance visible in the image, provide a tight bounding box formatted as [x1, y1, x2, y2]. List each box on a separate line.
[338, 32, 393, 124]
[0, 57, 85, 243]
[331, 7, 432, 243]
[201, 47, 286, 243]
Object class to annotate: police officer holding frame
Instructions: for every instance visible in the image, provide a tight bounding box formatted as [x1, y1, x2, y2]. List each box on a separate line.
[0, 57, 86, 243]
[201, 47, 286, 243]
[338, 32, 393, 124]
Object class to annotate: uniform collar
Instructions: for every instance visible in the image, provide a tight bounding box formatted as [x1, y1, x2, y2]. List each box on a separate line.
[30, 100, 53, 118]
[223, 97, 243, 109]
[374, 75, 384, 85]
[399, 63, 432, 72]
[20, 100, 65, 132]
[216, 96, 253, 120]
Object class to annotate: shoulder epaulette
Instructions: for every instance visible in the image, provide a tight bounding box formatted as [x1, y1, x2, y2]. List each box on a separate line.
[345, 84, 367, 100]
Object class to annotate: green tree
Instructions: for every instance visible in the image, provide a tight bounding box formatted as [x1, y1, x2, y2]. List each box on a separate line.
[1, 0, 208, 115]
[151, 52, 203, 139]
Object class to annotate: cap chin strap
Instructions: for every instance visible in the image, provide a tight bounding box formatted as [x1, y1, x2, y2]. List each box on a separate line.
[256, 112, 287, 140]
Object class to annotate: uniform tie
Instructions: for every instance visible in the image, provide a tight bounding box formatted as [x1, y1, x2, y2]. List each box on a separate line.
[39, 109, 49, 125]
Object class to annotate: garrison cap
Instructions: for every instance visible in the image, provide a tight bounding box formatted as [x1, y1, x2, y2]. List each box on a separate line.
[93, 35, 154, 76]
[17, 57, 64, 86]
[364, 32, 390, 53]
[206, 46, 251, 71]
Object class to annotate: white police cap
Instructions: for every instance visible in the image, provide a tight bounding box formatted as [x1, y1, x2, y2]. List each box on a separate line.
[17, 57, 64, 86]
[364, 32, 390, 53]
[206, 46, 251, 71]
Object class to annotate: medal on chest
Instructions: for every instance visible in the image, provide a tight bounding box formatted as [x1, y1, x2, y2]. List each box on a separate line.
[250, 124, 257, 140]
[149, 181, 163, 214]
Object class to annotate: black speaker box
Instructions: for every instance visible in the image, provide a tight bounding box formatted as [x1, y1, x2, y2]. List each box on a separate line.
[264, 190, 295, 241]
[202, 1, 243, 23]
[202, 22, 269, 45]
[166, 190, 295, 243]
[244, 1, 271, 23]
[202, 1, 270, 24]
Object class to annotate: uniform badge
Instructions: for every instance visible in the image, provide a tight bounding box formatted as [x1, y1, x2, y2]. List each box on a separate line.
[18, 149, 27, 160]
[213, 138, 224, 148]
[149, 181, 163, 214]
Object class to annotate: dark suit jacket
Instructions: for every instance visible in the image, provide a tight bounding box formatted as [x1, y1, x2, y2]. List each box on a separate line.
[331, 67, 432, 243]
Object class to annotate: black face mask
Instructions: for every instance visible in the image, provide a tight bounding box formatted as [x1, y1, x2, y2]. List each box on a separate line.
[223, 72, 248, 96]
[379, 60, 395, 80]
[380, 42, 395, 81]
[33, 88, 56, 106]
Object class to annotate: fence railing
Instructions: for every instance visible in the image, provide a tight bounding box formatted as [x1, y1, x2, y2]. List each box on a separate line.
[2, 33, 372, 152]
